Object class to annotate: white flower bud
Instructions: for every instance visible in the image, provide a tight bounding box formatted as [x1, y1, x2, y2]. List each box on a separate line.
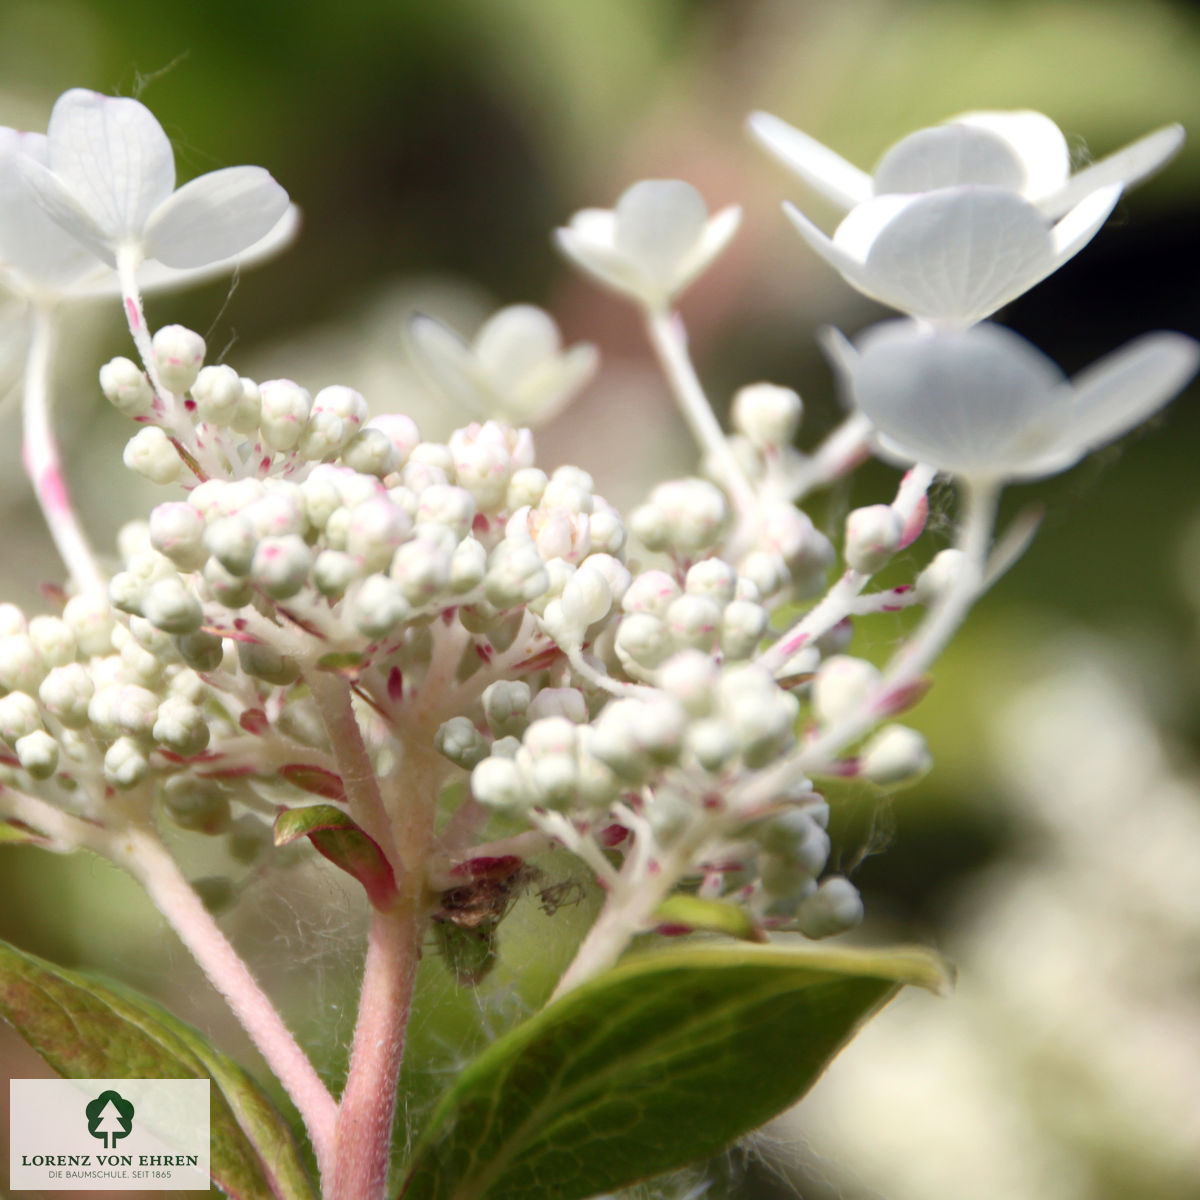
[103, 736, 149, 788]
[301, 473, 344, 530]
[527, 749, 578, 809]
[647, 478, 730, 553]
[527, 687, 588, 724]
[120, 635, 165, 686]
[89, 683, 159, 736]
[507, 468, 547, 510]
[258, 379, 312, 452]
[142, 576, 204, 634]
[449, 537, 487, 593]
[313, 549, 361, 598]
[560, 563, 613, 632]
[38, 664, 94, 728]
[470, 755, 529, 814]
[153, 697, 210, 756]
[391, 537, 452, 605]
[588, 507, 626, 556]
[62, 595, 114, 658]
[646, 787, 695, 844]
[231, 377, 262, 434]
[244, 492, 305, 539]
[622, 570, 681, 616]
[482, 681, 531, 738]
[365, 414, 421, 465]
[0, 693, 43, 743]
[0, 604, 26, 637]
[345, 499, 412, 573]
[342, 427, 399, 476]
[191, 364, 243, 425]
[844, 504, 904, 575]
[737, 550, 789, 600]
[124, 426, 182, 484]
[0, 636, 45, 693]
[204, 514, 257, 576]
[100, 356, 155, 418]
[162, 775, 231, 834]
[26, 616, 76, 667]
[176, 630, 224, 672]
[16, 730, 58, 779]
[614, 612, 673, 673]
[417, 485, 476, 538]
[629, 502, 670, 551]
[794, 876, 864, 939]
[732, 383, 802, 448]
[202, 557, 253, 608]
[665, 594, 721, 651]
[236, 641, 299, 685]
[656, 650, 718, 716]
[859, 724, 932, 786]
[524, 716, 579, 759]
[352, 575, 412, 639]
[685, 558, 738, 604]
[916, 548, 968, 604]
[435, 716, 490, 769]
[152, 325, 206, 393]
[812, 655, 882, 726]
[686, 717, 737, 771]
[251, 535, 313, 599]
[484, 540, 549, 608]
[720, 599, 768, 660]
[149, 501, 207, 570]
[299, 386, 366, 458]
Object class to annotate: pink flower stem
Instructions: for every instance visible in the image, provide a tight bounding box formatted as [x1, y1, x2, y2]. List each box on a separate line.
[21, 304, 107, 598]
[110, 825, 338, 1177]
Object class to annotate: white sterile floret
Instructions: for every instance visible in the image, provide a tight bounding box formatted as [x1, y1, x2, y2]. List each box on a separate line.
[811, 655, 882, 726]
[191, 364, 243, 425]
[142, 575, 203, 634]
[0, 604, 26, 636]
[20, 88, 291, 274]
[152, 324, 205, 393]
[149, 501, 207, 570]
[751, 108, 1184, 324]
[555, 179, 741, 310]
[844, 504, 904, 574]
[124, 426, 182, 484]
[257, 379, 312, 452]
[408, 305, 597, 425]
[38, 663, 93, 728]
[434, 716, 490, 770]
[15, 730, 58, 780]
[832, 319, 1200, 483]
[794, 875, 864, 938]
[859, 724, 932, 786]
[99, 356, 154, 418]
[732, 383, 803, 449]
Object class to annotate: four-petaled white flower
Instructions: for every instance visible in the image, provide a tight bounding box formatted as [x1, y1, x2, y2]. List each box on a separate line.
[750, 109, 1184, 325]
[406, 304, 598, 425]
[824, 319, 1199, 483]
[555, 179, 741, 310]
[19, 89, 292, 277]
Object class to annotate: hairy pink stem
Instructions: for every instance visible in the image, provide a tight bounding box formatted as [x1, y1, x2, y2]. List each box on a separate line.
[113, 827, 337, 1175]
[22, 304, 107, 598]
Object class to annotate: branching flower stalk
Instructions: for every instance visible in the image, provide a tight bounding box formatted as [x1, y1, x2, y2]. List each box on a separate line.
[0, 87, 1195, 1200]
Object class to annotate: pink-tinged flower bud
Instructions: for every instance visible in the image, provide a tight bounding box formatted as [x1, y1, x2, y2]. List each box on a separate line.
[27, 616, 76, 667]
[124, 426, 182, 484]
[732, 383, 802, 448]
[251, 535, 313, 599]
[152, 324, 206, 393]
[859, 724, 932, 786]
[38, 664, 93, 728]
[844, 504, 904, 574]
[622, 570, 681, 616]
[149, 501, 207, 570]
[100, 356, 155, 418]
[16, 730, 58, 780]
[812, 655, 881, 725]
[191, 364, 243, 425]
[0, 692, 43, 742]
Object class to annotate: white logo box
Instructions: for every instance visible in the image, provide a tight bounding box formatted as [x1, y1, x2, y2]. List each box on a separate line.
[10, 1078, 209, 1191]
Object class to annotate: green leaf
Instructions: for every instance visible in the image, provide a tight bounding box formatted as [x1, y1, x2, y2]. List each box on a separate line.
[0, 938, 317, 1200]
[273, 803, 397, 908]
[653, 895, 764, 942]
[400, 941, 949, 1200]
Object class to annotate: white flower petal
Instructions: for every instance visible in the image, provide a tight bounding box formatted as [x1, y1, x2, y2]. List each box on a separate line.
[1049, 182, 1122, 262]
[952, 110, 1070, 201]
[143, 166, 290, 269]
[872, 125, 1027, 195]
[816, 323, 859, 383]
[1063, 331, 1199, 453]
[473, 305, 562, 388]
[851, 321, 1070, 478]
[45, 89, 175, 242]
[512, 342, 599, 424]
[856, 188, 1055, 323]
[747, 111, 873, 209]
[1038, 124, 1184, 219]
[406, 313, 492, 415]
[19, 154, 117, 267]
[614, 179, 708, 290]
[567, 208, 617, 246]
[554, 224, 648, 298]
[72, 203, 302, 299]
[673, 204, 741, 295]
[0, 130, 95, 291]
[830, 194, 918, 260]
[781, 201, 876, 294]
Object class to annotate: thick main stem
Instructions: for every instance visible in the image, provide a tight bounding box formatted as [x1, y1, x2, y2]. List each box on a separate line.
[326, 897, 424, 1200]
[22, 304, 107, 598]
[113, 827, 338, 1175]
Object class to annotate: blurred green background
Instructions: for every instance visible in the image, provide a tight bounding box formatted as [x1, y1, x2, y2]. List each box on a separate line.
[1, 0, 1199, 1196]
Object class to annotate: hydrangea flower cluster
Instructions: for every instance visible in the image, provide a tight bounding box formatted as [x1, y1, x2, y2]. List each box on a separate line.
[0, 87, 1193, 1198]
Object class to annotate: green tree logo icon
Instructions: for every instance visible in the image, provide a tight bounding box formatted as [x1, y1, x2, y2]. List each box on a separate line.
[85, 1090, 135, 1149]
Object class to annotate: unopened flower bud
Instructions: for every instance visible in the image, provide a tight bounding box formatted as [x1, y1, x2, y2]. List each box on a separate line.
[527, 687, 588, 724]
[485, 540, 549, 608]
[794, 876, 864, 938]
[62, 595, 114, 658]
[449, 537, 487, 593]
[351, 575, 411, 639]
[191, 364, 243, 425]
[345, 498, 412, 573]
[152, 325, 206, 393]
[153, 697, 211, 756]
[251, 535, 313, 599]
[342, 428, 399, 476]
[686, 717, 737, 771]
[665, 594, 721, 651]
[204, 515, 257, 577]
[149, 502, 207, 570]
[812, 655, 882, 725]
[560, 563, 613, 632]
[916, 548, 968, 604]
[844, 505, 904, 575]
[470, 755, 529, 814]
[202, 557, 253, 608]
[27, 616, 75, 667]
[0, 636, 45, 694]
[482, 681, 531, 738]
[720, 599, 768, 660]
[312, 549, 360, 598]
[614, 612, 673, 673]
[507, 468, 547, 510]
[176, 630, 224, 672]
[38, 664, 93, 728]
[162, 775, 231, 834]
[732, 383, 802, 448]
[237, 641, 300, 685]
[142, 576, 204, 634]
[622, 570, 681, 616]
[100, 356, 155, 418]
[859, 724, 932, 786]
[0, 693, 42, 743]
[104, 736, 150, 789]
[124, 426, 182, 484]
[258, 379, 312, 452]
[435, 716, 490, 769]
[16, 730, 58, 779]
